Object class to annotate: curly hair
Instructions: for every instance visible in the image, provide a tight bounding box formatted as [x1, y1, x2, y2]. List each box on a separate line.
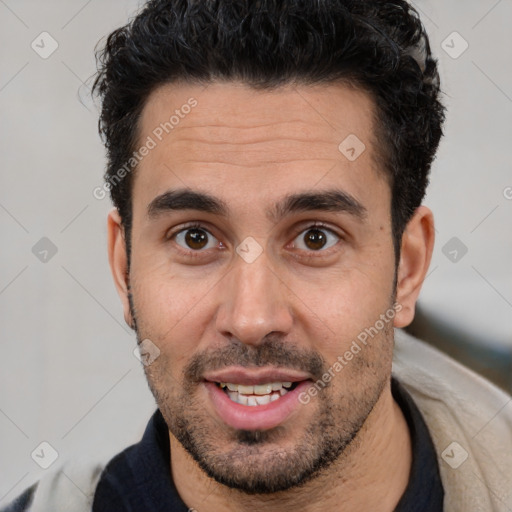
[93, 0, 445, 262]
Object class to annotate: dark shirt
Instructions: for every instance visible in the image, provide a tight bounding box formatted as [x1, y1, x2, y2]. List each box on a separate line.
[392, 378, 444, 511]
[1, 378, 444, 511]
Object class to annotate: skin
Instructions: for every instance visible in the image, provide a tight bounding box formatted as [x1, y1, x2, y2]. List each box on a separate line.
[108, 81, 435, 511]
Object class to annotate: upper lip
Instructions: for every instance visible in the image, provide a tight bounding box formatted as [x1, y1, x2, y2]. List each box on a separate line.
[203, 367, 312, 386]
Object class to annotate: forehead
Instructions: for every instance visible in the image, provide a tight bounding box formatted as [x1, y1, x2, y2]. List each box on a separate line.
[138, 80, 376, 150]
[132, 80, 387, 218]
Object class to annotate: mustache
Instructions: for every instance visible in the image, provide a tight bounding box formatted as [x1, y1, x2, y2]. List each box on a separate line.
[183, 337, 327, 383]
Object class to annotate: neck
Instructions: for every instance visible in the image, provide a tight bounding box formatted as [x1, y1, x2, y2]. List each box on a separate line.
[170, 381, 412, 512]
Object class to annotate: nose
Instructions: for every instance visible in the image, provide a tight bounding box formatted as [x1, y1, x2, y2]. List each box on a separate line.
[214, 249, 294, 347]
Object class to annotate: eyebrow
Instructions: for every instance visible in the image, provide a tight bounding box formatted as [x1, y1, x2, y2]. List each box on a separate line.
[147, 187, 367, 222]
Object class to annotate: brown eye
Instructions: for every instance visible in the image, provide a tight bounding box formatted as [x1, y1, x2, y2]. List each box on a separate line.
[174, 226, 218, 251]
[292, 225, 339, 252]
[303, 228, 327, 250]
[185, 228, 208, 249]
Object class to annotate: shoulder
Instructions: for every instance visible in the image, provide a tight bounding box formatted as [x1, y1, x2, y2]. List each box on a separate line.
[392, 328, 512, 422]
[392, 328, 512, 511]
[0, 451, 113, 512]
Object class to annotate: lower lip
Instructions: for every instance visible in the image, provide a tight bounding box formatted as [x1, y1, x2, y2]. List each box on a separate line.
[204, 381, 311, 431]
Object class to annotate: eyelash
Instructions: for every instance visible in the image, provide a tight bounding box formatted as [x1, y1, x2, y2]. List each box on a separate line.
[167, 221, 342, 259]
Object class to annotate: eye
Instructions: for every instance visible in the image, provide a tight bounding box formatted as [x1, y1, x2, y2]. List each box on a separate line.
[291, 224, 340, 252]
[172, 223, 221, 252]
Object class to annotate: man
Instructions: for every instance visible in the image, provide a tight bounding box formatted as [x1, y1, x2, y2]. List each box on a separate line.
[3, 0, 511, 511]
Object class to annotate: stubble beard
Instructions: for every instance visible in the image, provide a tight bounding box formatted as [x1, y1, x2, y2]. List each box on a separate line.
[132, 318, 392, 494]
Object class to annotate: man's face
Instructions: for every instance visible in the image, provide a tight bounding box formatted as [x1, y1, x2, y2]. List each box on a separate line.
[124, 81, 398, 492]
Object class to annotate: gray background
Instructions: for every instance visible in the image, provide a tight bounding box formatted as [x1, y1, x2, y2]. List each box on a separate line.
[1, 0, 511, 505]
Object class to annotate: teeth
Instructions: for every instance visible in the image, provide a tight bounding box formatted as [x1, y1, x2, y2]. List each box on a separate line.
[254, 384, 273, 395]
[219, 382, 293, 394]
[219, 381, 297, 406]
[254, 394, 271, 405]
[247, 396, 258, 406]
[237, 384, 254, 395]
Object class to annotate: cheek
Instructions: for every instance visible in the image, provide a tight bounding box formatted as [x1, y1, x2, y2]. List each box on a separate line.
[129, 263, 215, 355]
[296, 265, 394, 355]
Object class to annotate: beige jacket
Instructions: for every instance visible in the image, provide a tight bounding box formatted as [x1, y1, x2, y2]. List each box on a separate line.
[392, 329, 512, 511]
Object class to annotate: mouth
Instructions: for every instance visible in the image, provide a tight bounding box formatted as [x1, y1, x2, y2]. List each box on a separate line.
[202, 369, 313, 431]
[216, 381, 299, 406]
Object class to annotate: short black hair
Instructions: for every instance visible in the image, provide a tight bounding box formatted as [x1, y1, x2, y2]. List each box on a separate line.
[93, 0, 445, 264]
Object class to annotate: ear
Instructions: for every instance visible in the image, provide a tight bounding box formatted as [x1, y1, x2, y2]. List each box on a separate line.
[393, 206, 435, 328]
[107, 208, 134, 329]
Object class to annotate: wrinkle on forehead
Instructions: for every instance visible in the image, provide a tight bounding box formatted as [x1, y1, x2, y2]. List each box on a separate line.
[138, 80, 376, 148]
[133, 81, 388, 208]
